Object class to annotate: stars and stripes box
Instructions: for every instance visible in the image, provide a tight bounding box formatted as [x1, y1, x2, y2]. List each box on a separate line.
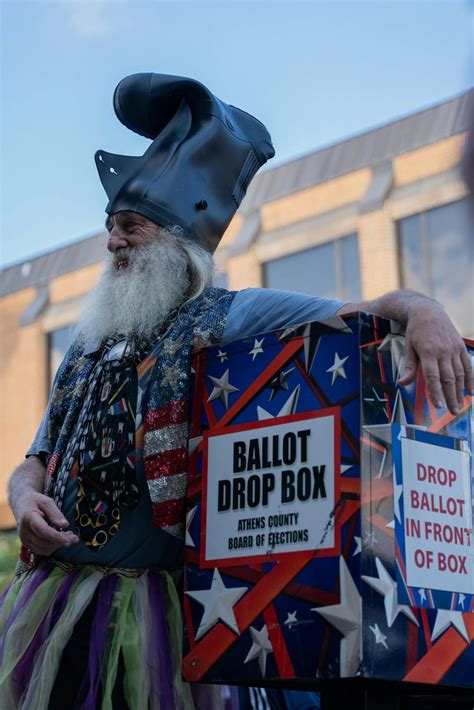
[183, 312, 473, 690]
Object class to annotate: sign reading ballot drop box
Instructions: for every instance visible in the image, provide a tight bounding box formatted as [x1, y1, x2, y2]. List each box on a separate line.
[202, 410, 340, 567]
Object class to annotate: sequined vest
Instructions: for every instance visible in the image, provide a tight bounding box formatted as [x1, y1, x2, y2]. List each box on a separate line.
[20, 287, 235, 569]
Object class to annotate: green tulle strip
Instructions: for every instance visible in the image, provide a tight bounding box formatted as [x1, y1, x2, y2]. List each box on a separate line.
[123, 575, 151, 709]
[100, 576, 135, 710]
[0, 566, 65, 684]
[0, 573, 27, 635]
[20, 567, 103, 709]
[163, 572, 194, 710]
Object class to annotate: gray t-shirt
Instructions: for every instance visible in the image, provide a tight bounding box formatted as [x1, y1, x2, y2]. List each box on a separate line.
[27, 288, 347, 568]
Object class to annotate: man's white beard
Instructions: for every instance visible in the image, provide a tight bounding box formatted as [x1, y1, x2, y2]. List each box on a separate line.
[76, 239, 190, 343]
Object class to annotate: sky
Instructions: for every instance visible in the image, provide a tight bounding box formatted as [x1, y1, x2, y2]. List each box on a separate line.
[1, 0, 472, 268]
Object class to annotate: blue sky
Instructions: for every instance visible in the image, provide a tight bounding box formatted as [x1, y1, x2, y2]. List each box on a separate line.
[1, 0, 472, 267]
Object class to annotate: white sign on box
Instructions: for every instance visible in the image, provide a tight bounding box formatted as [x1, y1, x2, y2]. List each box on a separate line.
[401, 436, 473, 595]
[201, 409, 340, 567]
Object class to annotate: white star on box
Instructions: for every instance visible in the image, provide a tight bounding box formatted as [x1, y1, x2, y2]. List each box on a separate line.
[312, 557, 362, 677]
[431, 609, 469, 643]
[362, 558, 419, 628]
[418, 588, 427, 604]
[363, 387, 389, 420]
[284, 611, 298, 629]
[207, 369, 240, 409]
[378, 333, 406, 382]
[217, 349, 228, 363]
[257, 386, 300, 420]
[185, 568, 247, 640]
[244, 624, 274, 676]
[393, 481, 403, 523]
[458, 594, 466, 610]
[369, 623, 389, 650]
[326, 352, 349, 386]
[249, 337, 264, 361]
[363, 389, 426, 478]
[352, 536, 362, 557]
[185, 506, 197, 547]
[266, 367, 295, 401]
[279, 325, 300, 340]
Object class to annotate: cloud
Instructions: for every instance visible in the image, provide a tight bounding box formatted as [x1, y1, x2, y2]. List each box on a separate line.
[61, 0, 115, 38]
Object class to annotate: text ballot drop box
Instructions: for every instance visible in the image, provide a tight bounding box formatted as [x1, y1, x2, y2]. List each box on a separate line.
[182, 312, 474, 694]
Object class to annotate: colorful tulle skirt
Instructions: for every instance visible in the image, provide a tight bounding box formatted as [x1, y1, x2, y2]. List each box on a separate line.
[0, 560, 228, 710]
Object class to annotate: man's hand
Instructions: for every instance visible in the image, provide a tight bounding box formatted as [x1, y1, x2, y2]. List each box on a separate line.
[15, 491, 79, 556]
[397, 300, 473, 415]
[338, 290, 473, 414]
[8, 456, 79, 556]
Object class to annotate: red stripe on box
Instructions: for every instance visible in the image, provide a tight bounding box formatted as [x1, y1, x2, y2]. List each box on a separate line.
[404, 613, 474, 683]
[263, 604, 295, 678]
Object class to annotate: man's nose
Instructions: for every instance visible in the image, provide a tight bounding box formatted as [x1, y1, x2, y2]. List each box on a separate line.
[107, 231, 129, 252]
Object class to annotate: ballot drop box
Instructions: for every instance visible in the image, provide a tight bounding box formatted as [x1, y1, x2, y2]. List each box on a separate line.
[182, 313, 473, 704]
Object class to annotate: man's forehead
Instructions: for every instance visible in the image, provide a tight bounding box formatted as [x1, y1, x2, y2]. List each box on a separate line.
[106, 211, 151, 225]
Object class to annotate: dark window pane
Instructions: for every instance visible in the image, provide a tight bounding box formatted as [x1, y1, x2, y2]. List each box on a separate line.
[398, 214, 430, 294]
[49, 326, 74, 387]
[264, 241, 338, 300]
[340, 234, 362, 301]
[427, 200, 474, 335]
[398, 199, 474, 335]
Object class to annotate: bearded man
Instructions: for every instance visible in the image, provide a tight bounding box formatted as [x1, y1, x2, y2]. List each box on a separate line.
[1, 73, 472, 710]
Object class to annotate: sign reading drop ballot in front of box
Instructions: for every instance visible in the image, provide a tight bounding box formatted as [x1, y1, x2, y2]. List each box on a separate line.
[394, 426, 473, 606]
[201, 409, 340, 567]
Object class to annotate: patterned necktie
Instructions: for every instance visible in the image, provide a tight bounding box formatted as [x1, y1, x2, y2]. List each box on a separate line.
[75, 341, 142, 552]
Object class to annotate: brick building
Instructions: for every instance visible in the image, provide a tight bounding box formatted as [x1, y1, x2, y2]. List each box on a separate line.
[1, 92, 472, 530]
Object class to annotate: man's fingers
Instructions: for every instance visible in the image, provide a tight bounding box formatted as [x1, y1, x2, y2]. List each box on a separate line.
[460, 346, 473, 397]
[422, 359, 444, 410]
[453, 355, 466, 409]
[29, 512, 78, 547]
[438, 359, 459, 415]
[37, 496, 68, 528]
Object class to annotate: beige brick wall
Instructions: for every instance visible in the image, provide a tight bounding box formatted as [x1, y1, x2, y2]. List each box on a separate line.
[0, 289, 47, 528]
[393, 135, 465, 187]
[261, 169, 371, 232]
[357, 208, 399, 299]
[226, 250, 262, 290]
[50, 263, 102, 304]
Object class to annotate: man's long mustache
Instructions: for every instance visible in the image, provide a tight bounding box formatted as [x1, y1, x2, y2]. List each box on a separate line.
[76, 240, 190, 342]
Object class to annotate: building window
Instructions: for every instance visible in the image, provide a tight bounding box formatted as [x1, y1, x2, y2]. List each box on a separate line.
[398, 199, 473, 335]
[48, 325, 74, 389]
[263, 234, 362, 302]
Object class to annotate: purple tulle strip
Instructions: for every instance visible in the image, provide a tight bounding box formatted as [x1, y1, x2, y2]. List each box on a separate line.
[0, 564, 51, 670]
[76, 574, 118, 710]
[148, 572, 176, 709]
[11, 568, 80, 699]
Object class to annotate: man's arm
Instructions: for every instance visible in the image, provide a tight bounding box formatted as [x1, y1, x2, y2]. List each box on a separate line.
[8, 456, 78, 555]
[337, 289, 473, 415]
